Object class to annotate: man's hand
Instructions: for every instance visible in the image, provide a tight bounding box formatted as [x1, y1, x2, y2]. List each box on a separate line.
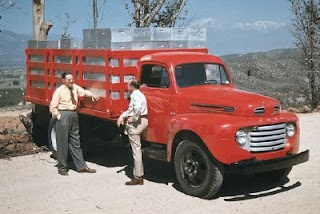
[91, 94, 100, 102]
[127, 117, 133, 124]
[117, 116, 124, 127]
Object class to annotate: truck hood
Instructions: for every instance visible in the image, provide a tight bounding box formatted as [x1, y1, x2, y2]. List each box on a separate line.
[178, 86, 280, 117]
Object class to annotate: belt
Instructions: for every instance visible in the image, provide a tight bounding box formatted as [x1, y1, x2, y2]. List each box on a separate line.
[59, 109, 76, 112]
[140, 115, 148, 118]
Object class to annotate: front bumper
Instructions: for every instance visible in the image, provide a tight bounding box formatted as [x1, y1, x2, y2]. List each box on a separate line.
[225, 150, 309, 174]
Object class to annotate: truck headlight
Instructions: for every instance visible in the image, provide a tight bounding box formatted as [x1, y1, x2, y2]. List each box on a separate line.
[235, 129, 247, 146]
[286, 123, 295, 138]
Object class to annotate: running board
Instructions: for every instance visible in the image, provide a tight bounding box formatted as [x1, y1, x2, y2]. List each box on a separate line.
[142, 147, 167, 161]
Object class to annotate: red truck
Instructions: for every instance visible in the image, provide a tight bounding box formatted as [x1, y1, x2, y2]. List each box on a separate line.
[25, 47, 309, 198]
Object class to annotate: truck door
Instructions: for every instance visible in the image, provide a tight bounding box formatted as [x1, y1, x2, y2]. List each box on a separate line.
[139, 63, 174, 144]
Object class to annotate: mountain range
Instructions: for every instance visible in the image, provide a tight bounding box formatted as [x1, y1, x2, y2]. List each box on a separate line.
[0, 30, 29, 66]
[221, 48, 306, 108]
[0, 26, 295, 66]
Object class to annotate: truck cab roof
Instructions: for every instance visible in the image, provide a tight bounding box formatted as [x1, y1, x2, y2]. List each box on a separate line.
[140, 51, 226, 67]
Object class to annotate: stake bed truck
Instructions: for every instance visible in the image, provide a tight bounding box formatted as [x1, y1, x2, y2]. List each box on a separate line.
[25, 47, 309, 198]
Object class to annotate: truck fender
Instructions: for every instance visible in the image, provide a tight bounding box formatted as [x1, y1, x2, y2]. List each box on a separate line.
[166, 113, 223, 162]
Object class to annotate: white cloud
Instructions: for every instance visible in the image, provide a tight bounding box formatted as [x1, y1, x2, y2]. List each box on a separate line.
[233, 21, 287, 31]
[189, 18, 287, 33]
[190, 18, 225, 30]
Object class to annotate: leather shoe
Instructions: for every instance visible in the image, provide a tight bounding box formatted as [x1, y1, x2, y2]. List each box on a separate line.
[50, 153, 57, 160]
[125, 178, 144, 185]
[58, 169, 69, 176]
[77, 167, 96, 173]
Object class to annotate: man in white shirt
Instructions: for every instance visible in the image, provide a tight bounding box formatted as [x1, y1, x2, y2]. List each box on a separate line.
[117, 79, 148, 185]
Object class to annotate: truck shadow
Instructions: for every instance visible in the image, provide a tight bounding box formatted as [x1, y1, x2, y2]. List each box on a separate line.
[218, 173, 301, 201]
[84, 142, 176, 184]
[84, 143, 301, 200]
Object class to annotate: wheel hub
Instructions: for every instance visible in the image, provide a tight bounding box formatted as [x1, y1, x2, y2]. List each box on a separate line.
[180, 148, 208, 187]
[51, 128, 57, 151]
[184, 159, 199, 178]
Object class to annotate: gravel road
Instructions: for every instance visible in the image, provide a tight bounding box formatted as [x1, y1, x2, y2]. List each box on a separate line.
[0, 113, 319, 214]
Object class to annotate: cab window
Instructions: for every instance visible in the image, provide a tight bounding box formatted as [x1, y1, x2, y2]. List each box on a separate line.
[140, 64, 170, 88]
[175, 63, 230, 88]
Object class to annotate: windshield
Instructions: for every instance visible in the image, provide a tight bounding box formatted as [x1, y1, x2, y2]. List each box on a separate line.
[175, 63, 230, 88]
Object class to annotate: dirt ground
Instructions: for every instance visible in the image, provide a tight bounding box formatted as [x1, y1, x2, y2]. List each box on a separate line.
[0, 107, 48, 159]
[0, 110, 319, 214]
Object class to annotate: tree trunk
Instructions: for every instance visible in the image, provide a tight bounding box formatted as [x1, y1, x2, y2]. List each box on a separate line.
[93, 0, 98, 28]
[32, 0, 52, 40]
[143, 0, 165, 27]
[23, 0, 52, 137]
[133, 0, 142, 27]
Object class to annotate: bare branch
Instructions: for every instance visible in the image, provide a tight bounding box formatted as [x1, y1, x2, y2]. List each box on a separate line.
[127, 0, 188, 27]
[144, 0, 165, 27]
[167, 0, 186, 27]
[98, 0, 108, 22]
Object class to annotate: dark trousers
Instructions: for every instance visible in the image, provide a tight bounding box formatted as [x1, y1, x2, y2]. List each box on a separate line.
[55, 111, 87, 171]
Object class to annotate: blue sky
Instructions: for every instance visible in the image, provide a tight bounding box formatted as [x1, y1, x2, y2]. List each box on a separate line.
[0, 0, 294, 55]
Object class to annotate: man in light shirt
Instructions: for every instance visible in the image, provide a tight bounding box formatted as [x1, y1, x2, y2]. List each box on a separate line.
[50, 72, 99, 176]
[117, 79, 148, 185]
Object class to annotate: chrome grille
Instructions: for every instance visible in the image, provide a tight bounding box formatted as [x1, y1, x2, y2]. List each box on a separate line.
[248, 123, 286, 152]
[254, 107, 265, 115]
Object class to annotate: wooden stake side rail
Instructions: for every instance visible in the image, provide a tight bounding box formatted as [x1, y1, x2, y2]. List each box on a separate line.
[25, 48, 207, 120]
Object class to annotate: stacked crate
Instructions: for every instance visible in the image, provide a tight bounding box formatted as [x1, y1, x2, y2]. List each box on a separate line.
[27, 40, 82, 49]
[27, 40, 60, 48]
[27, 28, 206, 50]
[83, 27, 206, 50]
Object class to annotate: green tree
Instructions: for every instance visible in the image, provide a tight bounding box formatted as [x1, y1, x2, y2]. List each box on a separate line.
[290, 0, 320, 109]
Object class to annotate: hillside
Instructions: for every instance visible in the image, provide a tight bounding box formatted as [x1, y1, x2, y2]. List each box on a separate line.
[0, 30, 29, 67]
[222, 49, 307, 108]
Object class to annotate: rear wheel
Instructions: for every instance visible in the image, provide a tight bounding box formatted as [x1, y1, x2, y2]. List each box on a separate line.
[174, 140, 224, 199]
[78, 114, 120, 152]
[48, 117, 88, 159]
[31, 104, 51, 147]
[48, 118, 57, 159]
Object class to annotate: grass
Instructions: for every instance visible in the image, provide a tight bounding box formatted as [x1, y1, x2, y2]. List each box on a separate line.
[0, 88, 25, 107]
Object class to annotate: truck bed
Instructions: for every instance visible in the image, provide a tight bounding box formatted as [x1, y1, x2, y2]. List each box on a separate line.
[25, 48, 207, 120]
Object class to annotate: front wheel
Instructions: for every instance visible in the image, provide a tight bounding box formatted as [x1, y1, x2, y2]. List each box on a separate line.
[174, 140, 224, 199]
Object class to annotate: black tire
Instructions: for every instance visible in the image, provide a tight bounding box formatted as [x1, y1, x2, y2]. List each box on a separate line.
[78, 114, 120, 152]
[31, 104, 51, 147]
[48, 118, 57, 159]
[78, 114, 91, 154]
[32, 124, 48, 147]
[174, 140, 224, 199]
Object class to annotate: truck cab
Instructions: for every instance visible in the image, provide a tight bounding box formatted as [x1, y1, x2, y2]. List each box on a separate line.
[137, 51, 309, 198]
